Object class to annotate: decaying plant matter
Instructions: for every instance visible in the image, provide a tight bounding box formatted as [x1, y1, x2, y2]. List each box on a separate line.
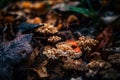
[0, 0, 120, 80]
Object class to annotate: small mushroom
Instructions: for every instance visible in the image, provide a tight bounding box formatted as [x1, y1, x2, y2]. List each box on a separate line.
[63, 59, 85, 71]
[36, 23, 58, 34]
[48, 36, 61, 43]
[76, 36, 98, 52]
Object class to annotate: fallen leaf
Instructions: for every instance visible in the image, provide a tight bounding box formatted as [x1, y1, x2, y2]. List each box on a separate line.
[74, 47, 81, 53]
[96, 25, 113, 50]
[66, 40, 77, 47]
[33, 67, 48, 78]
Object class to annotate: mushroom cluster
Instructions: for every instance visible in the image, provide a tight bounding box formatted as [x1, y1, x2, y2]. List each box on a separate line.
[86, 60, 112, 77]
[63, 59, 85, 70]
[36, 23, 58, 34]
[43, 41, 82, 60]
[48, 36, 61, 43]
[77, 36, 98, 52]
[43, 36, 99, 71]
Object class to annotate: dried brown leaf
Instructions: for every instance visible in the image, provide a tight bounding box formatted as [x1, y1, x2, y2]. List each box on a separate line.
[33, 67, 48, 78]
[96, 25, 113, 50]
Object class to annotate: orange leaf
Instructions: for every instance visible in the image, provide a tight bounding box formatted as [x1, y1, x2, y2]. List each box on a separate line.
[66, 40, 77, 47]
[74, 47, 81, 53]
[21, 1, 32, 8]
[33, 17, 42, 24]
